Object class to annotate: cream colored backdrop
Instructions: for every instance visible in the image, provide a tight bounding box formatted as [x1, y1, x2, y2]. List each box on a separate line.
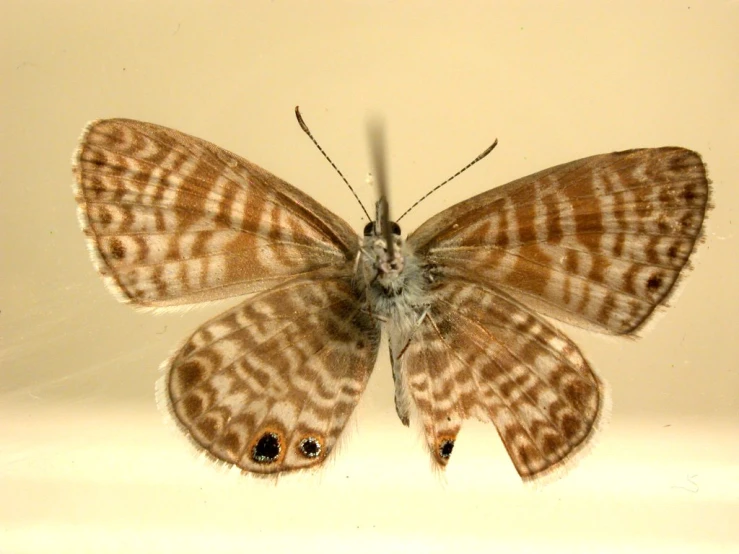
[1, 2, 737, 553]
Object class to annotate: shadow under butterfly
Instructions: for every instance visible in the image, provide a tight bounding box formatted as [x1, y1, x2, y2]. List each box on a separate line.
[72, 108, 710, 481]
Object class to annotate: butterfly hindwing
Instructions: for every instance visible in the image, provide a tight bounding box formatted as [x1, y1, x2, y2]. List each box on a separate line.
[165, 272, 380, 474]
[74, 119, 358, 308]
[395, 278, 603, 480]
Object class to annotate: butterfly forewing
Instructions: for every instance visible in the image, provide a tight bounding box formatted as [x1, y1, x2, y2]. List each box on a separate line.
[74, 119, 358, 307]
[166, 272, 380, 473]
[409, 148, 709, 334]
[397, 278, 602, 479]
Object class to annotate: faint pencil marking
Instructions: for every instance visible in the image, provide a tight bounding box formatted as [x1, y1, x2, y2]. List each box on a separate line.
[671, 474, 699, 493]
[72, 115, 710, 481]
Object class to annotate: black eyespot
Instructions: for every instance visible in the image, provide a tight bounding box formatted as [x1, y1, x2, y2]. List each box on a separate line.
[363, 222, 375, 236]
[390, 221, 401, 235]
[646, 274, 663, 292]
[298, 436, 322, 458]
[439, 439, 454, 459]
[252, 432, 281, 463]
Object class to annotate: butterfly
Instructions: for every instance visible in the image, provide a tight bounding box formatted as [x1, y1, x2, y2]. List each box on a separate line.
[72, 109, 709, 480]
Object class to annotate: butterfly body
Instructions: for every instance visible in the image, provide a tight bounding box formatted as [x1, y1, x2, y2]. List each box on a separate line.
[73, 118, 709, 481]
[360, 216, 433, 428]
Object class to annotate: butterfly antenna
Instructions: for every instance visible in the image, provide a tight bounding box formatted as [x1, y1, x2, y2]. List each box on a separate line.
[367, 117, 395, 260]
[396, 138, 499, 222]
[294, 106, 371, 221]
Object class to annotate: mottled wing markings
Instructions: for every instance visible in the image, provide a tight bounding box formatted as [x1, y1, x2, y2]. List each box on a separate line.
[410, 148, 709, 334]
[167, 274, 380, 474]
[74, 119, 358, 307]
[398, 278, 602, 479]
[73, 118, 710, 481]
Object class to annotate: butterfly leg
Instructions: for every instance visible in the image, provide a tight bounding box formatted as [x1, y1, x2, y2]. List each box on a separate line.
[356, 247, 388, 324]
[352, 249, 364, 276]
[395, 309, 429, 360]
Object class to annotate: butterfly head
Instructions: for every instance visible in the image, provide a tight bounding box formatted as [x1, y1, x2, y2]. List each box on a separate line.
[362, 199, 405, 288]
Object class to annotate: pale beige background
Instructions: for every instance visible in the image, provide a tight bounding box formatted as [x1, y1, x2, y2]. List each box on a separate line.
[1, 2, 737, 553]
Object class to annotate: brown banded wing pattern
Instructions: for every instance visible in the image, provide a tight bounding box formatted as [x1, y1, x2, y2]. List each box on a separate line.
[73, 118, 709, 481]
[411, 148, 708, 335]
[74, 119, 357, 308]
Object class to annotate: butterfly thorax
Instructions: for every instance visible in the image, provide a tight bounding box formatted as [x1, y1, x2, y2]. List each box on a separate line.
[359, 227, 430, 337]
